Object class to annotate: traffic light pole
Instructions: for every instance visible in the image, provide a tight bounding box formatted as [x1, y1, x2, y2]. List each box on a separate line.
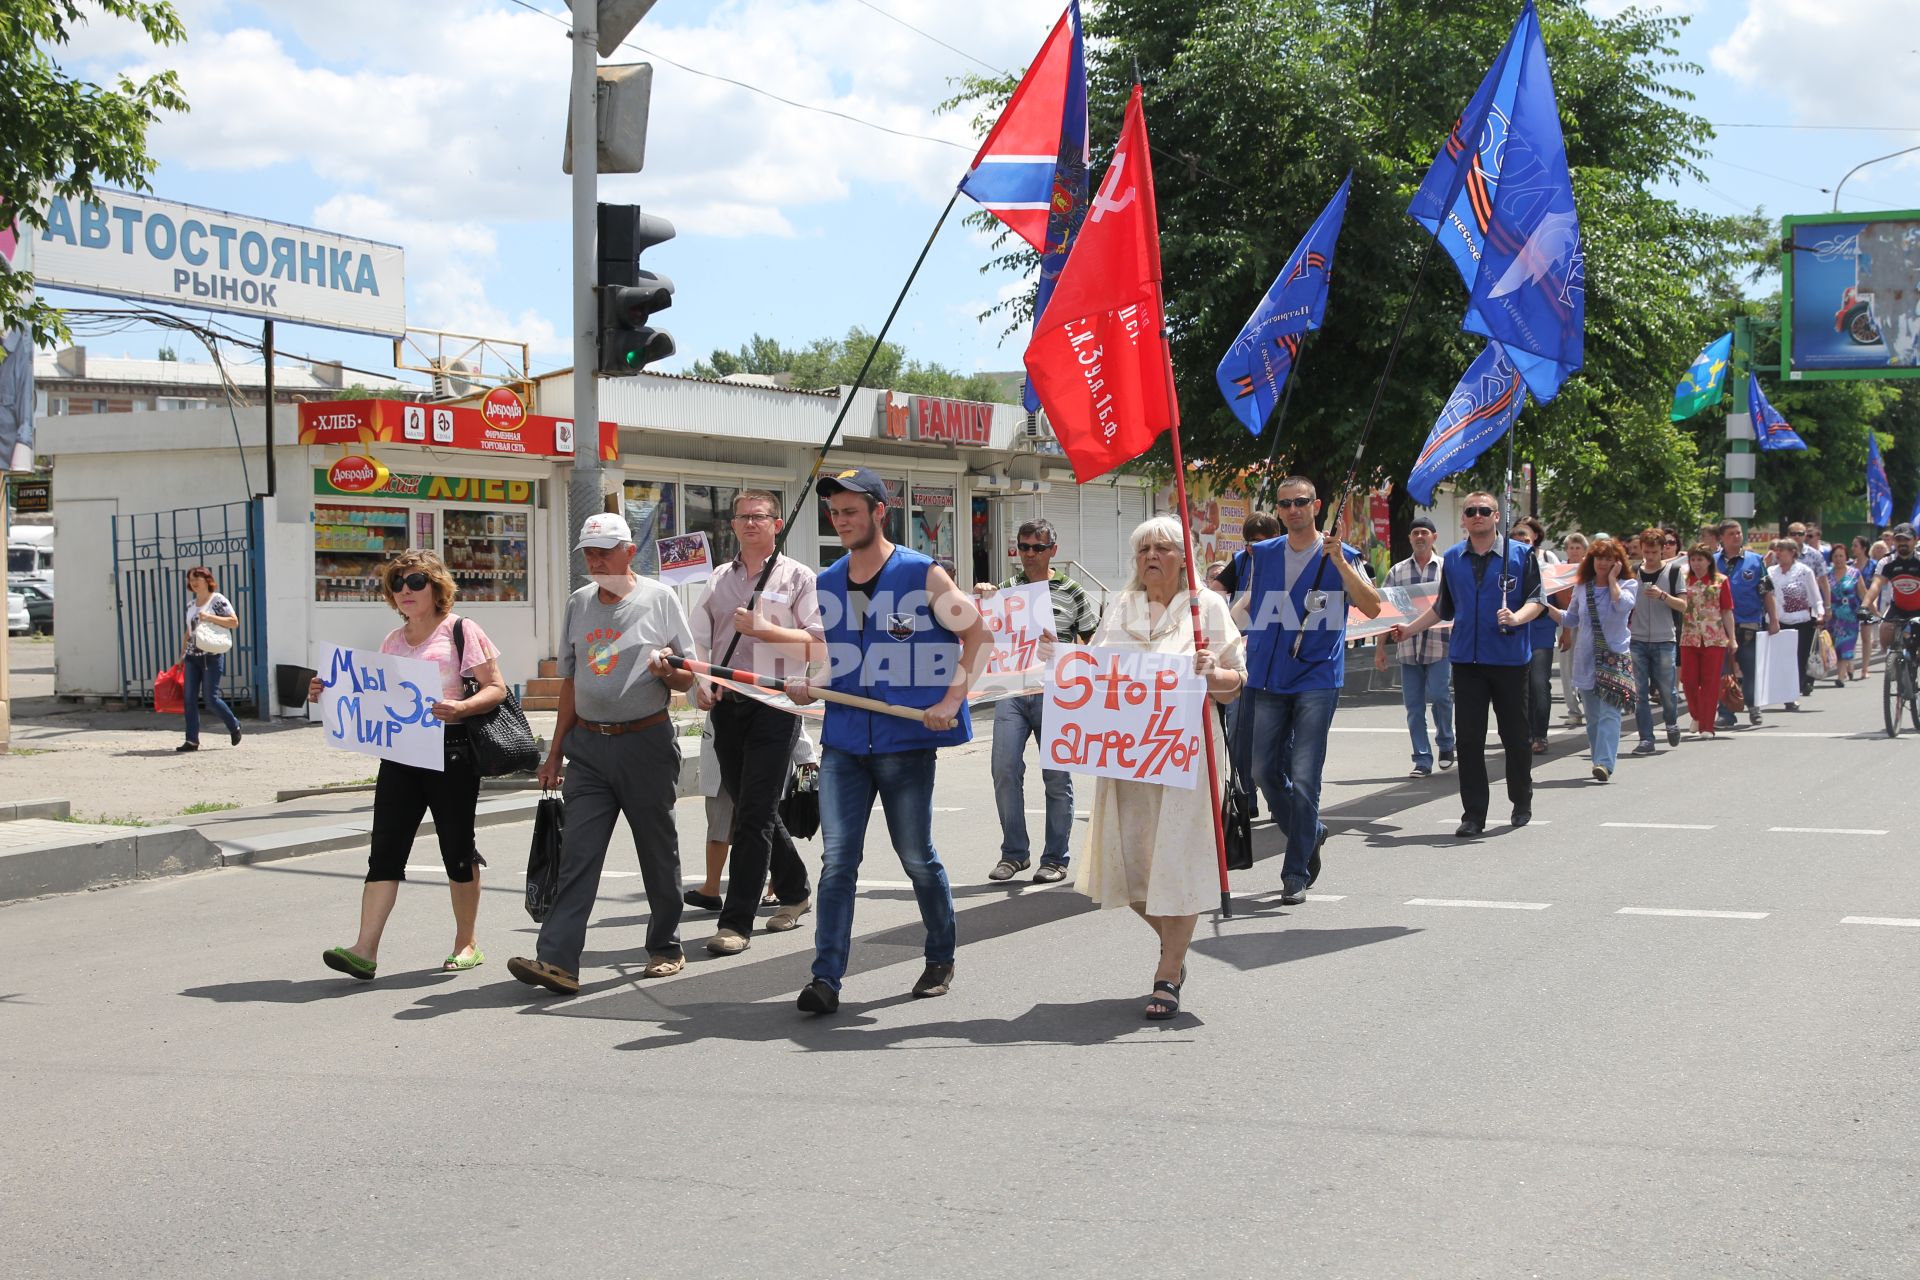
[568, 1, 601, 589]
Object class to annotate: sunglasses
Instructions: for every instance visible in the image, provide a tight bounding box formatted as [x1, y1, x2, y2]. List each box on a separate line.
[388, 571, 432, 593]
[1463, 505, 1498, 518]
[1275, 496, 1316, 509]
[1016, 542, 1053, 553]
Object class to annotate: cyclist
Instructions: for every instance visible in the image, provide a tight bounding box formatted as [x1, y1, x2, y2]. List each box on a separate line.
[1865, 523, 1920, 653]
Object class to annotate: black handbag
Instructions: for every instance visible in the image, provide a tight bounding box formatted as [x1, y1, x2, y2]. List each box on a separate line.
[1218, 706, 1253, 871]
[779, 762, 820, 840]
[525, 793, 564, 922]
[452, 618, 541, 776]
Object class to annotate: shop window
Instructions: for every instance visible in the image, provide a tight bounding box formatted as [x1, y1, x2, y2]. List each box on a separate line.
[910, 484, 956, 572]
[314, 502, 410, 602]
[623, 479, 677, 576]
[683, 482, 742, 566]
[443, 508, 529, 603]
[816, 474, 905, 564]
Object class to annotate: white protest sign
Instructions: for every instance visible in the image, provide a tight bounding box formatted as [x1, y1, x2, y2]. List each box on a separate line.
[1041, 644, 1206, 789]
[975, 581, 1052, 698]
[1752, 628, 1803, 708]
[657, 531, 713, 586]
[317, 646, 446, 771]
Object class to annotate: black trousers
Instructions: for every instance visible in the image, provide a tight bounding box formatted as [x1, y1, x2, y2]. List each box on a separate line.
[1523, 647, 1554, 743]
[712, 692, 811, 935]
[1452, 661, 1532, 824]
[1791, 620, 1818, 696]
[366, 732, 484, 882]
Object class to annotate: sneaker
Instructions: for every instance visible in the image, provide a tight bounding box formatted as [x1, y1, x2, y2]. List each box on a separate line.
[706, 928, 750, 955]
[1438, 750, 1456, 770]
[1666, 724, 1681, 747]
[1278, 882, 1307, 905]
[1785, 702, 1799, 712]
[1632, 741, 1657, 756]
[507, 955, 579, 996]
[765, 897, 811, 932]
[797, 978, 840, 1014]
[1032, 864, 1068, 883]
[229, 726, 242, 747]
[1592, 765, 1611, 783]
[1748, 709, 1762, 726]
[912, 962, 955, 998]
[987, 859, 1029, 882]
[1410, 764, 1433, 778]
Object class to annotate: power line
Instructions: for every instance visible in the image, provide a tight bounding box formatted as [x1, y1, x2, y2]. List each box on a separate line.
[1701, 155, 1832, 194]
[851, 0, 1008, 77]
[1712, 122, 1920, 133]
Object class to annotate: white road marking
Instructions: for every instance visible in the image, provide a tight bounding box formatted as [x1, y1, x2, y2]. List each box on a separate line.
[1303, 894, 1346, 901]
[1025, 810, 1092, 817]
[1770, 827, 1888, 836]
[1406, 898, 1551, 910]
[1841, 916, 1920, 928]
[1601, 822, 1715, 831]
[1616, 907, 1768, 920]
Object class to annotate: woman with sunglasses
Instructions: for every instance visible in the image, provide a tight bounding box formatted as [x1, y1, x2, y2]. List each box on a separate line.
[307, 550, 508, 979]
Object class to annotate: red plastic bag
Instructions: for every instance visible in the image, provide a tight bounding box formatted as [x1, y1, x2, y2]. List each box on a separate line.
[154, 663, 186, 715]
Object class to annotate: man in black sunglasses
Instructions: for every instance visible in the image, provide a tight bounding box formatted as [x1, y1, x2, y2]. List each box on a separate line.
[976, 519, 1098, 884]
[1390, 491, 1545, 838]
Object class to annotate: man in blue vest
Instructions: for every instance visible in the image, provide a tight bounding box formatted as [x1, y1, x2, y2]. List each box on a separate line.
[1390, 492, 1544, 838]
[787, 467, 991, 1015]
[1714, 518, 1779, 728]
[1243, 476, 1382, 905]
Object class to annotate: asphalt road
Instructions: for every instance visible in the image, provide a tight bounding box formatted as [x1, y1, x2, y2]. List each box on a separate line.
[5, 678, 1919, 1278]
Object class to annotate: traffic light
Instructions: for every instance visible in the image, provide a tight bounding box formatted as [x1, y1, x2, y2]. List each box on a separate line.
[596, 203, 675, 375]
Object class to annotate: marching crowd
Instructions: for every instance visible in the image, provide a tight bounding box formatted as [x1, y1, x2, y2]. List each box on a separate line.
[299, 475, 1920, 1022]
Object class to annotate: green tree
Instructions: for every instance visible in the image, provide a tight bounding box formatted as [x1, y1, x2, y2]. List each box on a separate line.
[949, 0, 1765, 544]
[692, 328, 1006, 401]
[2, 1, 188, 347]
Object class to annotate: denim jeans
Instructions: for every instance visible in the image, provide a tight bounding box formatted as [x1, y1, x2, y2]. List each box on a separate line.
[1583, 688, 1624, 773]
[1630, 639, 1679, 744]
[1250, 687, 1339, 891]
[1524, 647, 1554, 742]
[182, 651, 239, 744]
[1400, 657, 1455, 770]
[812, 746, 955, 991]
[1719, 626, 1761, 725]
[990, 694, 1074, 866]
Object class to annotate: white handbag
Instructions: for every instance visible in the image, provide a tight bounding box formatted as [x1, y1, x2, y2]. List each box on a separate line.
[193, 618, 234, 654]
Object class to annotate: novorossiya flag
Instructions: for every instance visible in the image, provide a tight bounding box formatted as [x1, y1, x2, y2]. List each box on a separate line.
[1671, 332, 1733, 423]
[1748, 374, 1807, 452]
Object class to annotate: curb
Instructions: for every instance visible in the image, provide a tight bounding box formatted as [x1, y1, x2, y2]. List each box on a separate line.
[214, 794, 543, 868]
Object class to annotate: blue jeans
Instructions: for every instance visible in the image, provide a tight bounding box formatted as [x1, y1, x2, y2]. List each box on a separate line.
[1400, 657, 1455, 770]
[1250, 687, 1339, 891]
[1583, 688, 1623, 773]
[1631, 639, 1678, 744]
[812, 746, 955, 991]
[991, 694, 1073, 866]
[182, 651, 239, 744]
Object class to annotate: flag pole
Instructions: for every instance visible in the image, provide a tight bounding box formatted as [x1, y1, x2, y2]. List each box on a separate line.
[1254, 336, 1312, 511]
[717, 190, 960, 669]
[1151, 281, 1235, 920]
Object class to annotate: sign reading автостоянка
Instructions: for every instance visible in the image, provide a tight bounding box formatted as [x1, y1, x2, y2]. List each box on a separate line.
[33, 188, 406, 337]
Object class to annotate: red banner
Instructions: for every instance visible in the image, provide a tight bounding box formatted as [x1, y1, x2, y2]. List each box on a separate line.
[297, 399, 618, 462]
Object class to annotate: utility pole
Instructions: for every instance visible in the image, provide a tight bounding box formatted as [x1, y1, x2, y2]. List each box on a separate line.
[1725, 313, 1756, 525]
[567, 1, 601, 588]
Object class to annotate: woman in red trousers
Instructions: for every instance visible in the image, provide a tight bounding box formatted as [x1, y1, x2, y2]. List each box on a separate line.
[1678, 543, 1736, 735]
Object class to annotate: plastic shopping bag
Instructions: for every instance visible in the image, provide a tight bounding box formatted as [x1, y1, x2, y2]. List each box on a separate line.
[525, 794, 564, 923]
[153, 664, 186, 715]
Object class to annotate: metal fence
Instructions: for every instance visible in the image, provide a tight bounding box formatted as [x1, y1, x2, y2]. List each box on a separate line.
[114, 501, 265, 710]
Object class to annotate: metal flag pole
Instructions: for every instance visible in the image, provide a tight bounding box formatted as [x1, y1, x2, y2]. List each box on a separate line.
[1498, 409, 1521, 633]
[716, 189, 961, 669]
[1254, 334, 1313, 511]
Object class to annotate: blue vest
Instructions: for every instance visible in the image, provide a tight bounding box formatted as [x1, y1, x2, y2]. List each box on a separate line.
[818, 546, 972, 754]
[1242, 536, 1349, 694]
[1442, 540, 1532, 666]
[1717, 550, 1767, 625]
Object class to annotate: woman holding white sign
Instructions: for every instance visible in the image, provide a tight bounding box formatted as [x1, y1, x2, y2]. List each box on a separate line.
[306, 550, 507, 980]
[1075, 516, 1244, 1021]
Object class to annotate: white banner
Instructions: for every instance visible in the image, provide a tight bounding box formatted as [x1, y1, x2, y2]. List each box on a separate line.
[317, 646, 446, 771]
[975, 581, 1051, 698]
[33, 188, 406, 337]
[1040, 644, 1205, 789]
[1752, 628, 1804, 709]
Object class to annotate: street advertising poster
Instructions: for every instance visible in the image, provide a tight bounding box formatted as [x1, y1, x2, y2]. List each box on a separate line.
[1041, 644, 1205, 789]
[657, 531, 713, 586]
[1752, 628, 1804, 708]
[317, 646, 445, 771]
[975, 581, 1052, 698]
[1782, 211, 1920, 380]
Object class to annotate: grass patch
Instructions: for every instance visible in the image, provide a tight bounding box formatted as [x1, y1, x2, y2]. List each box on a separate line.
[324, 776, 379, 788]
[58, 813, 152, 828]
[5, 747, 50, 757]
[179, 800, 240, 815]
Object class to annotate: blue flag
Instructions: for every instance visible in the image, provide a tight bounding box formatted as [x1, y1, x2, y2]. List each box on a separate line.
[1868, 430, 1894, 527]
[1748, 374, 1806, 453]
[1214, 173, 1352, 437]
[1408, 1, 1584, 403]
[1671, 332, 1733, 423]
[1407, 342, 1528, 506]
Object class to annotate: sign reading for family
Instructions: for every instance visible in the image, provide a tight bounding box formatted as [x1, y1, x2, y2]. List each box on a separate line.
[317, 645, 446, 771]
[1041, 645, 1205, 790]
[976, 581, 1052, 697]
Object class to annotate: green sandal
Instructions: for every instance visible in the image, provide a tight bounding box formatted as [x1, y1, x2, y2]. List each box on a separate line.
[442, 947, 485, 972]
[323, 946, 377, 981]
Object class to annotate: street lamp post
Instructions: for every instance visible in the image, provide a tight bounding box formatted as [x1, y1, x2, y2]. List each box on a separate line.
[1832, 144, 1920, 213]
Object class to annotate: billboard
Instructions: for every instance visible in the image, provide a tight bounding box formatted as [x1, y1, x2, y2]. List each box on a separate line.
[32, 188, 407, 338]
[1782, 209, 1920, 381]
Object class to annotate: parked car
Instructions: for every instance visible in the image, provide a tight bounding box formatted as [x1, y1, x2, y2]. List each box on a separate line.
[14, 579, 51, 634]
[6, 590, 26, 636]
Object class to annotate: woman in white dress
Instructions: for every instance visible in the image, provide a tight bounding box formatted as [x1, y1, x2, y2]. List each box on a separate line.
[1075, 516, 1245, 1020]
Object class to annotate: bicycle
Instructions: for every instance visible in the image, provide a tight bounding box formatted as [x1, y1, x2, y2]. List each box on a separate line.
[1868, 612, 1920, 738]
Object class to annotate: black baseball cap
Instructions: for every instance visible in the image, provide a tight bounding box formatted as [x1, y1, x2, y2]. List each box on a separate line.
[1894, 523, 1915, 539]
[817, 466, 889, 503]
[1410, 516, 1437, 533]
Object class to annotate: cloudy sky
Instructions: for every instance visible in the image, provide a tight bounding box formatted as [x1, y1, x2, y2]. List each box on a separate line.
[37, 0, 1920, 388]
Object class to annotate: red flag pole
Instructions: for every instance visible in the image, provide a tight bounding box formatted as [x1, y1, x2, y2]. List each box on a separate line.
[1150, 281, 1234, 920]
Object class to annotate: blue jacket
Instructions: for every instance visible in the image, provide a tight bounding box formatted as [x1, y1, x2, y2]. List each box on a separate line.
[819, 546, 971, 754]
[1441, 540, 1534, 666]
[1716, 550, 1769, 626]
[1242, 536, 1350, 694]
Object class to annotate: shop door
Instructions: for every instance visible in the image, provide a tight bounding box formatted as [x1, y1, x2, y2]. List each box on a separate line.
[113, 501, 265, 712]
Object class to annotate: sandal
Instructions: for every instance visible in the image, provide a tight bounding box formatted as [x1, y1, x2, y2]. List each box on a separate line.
[642, 953, 686, 979]
[442, 946, 485, 972]
[1144, 964, 1186, 1021]
[322, 946, 376, 981]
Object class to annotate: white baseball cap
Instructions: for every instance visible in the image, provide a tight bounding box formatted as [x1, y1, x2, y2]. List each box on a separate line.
[575, 512, 634, 550]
